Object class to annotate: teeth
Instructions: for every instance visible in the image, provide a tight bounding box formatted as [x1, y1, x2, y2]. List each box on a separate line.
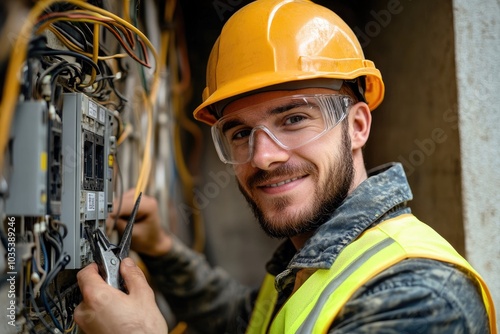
[268, 177, 299, 187]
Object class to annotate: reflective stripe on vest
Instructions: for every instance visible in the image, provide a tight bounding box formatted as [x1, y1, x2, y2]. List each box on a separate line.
[246, 214, 496, 334]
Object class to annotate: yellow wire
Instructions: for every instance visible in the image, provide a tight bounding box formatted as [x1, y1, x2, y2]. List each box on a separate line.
[65, 0, 161, 102]
[159, 0, 176, 67]
[65, 321, 76, 333]
[134, 89, 153, 200]
[170, 321, 188, 334]
[116, 123, 133, 146]
[0, 0, 58, 174]
[48, 25, 128, 60]
[165, 8, 205, 253]
[53, 8, 110, 19]
[26, 260, 32, 287]
[158, 8, 200, 333]
[123, 0, 132, 24]
[40, 18, 136, 62]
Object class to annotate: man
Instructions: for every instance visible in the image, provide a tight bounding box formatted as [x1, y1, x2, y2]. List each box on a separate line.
[75, 0, 496, 333]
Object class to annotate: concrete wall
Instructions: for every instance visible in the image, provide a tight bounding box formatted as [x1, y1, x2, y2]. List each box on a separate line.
[361, 0, 465, 255]
[453, 0, 500, 325]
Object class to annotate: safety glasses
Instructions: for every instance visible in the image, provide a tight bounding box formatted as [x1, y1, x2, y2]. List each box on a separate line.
[211, 94, 353, 164]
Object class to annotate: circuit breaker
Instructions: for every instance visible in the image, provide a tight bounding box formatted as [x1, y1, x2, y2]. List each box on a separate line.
[4, 101, 48, 216]
[61, 93, 115, 269]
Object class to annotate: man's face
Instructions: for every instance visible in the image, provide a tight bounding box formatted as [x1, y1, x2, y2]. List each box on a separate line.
[222, 89, 355, 239]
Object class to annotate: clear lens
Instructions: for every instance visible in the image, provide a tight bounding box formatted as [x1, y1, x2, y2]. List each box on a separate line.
[211, 94, 352, 164]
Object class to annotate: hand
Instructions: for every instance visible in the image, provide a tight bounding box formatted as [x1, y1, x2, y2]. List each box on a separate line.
[108, 189, 171, 257]
[74, 258, 169, 334]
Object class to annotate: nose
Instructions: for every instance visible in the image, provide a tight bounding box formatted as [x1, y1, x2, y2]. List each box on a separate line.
[249, 128, 290, 170]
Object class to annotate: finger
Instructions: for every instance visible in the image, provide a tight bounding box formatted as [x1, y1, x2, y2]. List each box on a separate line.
[115, 189, 139, 217]
[114, 216, 148, 237]
[113, 217, 129, 235]
[77, 263, 120, 309]
[108, 188, 136, 218]
[74, 302, 97, 328]
[77, 263, 102, 288]
[105, 216, 116, 236]
[115, 193, 157, 221]
[114, 205, 155, 237]
[119, 258, 152, 297]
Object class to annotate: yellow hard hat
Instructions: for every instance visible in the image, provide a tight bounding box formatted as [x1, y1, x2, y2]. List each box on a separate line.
[193, 0, 385, 125]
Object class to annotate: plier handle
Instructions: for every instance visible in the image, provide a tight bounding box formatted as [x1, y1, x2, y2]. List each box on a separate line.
[87, 192, 142, 290]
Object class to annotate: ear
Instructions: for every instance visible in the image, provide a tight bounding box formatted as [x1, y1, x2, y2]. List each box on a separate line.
[348, 102, 371, 150]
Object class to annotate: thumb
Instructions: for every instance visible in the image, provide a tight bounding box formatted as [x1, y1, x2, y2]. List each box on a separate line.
[120, 257, 150, 294]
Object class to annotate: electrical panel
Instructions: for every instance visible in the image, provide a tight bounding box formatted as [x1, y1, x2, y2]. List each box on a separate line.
[0, 95, 115, 333]
[4, 95, 115, 266]
[0, 0, 194, 332]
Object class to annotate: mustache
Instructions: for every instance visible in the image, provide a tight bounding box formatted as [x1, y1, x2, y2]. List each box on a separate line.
[247, 163, 315, 188]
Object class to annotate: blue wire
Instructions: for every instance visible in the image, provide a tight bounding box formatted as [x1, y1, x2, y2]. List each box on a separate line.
[40, 236, 48, 273]
[31, 257, 38, 274]
[39, 236, 64, 332]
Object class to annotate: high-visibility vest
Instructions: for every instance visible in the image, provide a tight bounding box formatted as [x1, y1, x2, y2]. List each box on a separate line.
[246, 214, 496, 334]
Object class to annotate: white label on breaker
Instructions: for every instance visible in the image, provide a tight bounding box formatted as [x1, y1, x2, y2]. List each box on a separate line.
[99, 107, 105, 124]
[87, 192, 96, 211]
[99, 192, 105, 213]
[88, 101, 98, 119]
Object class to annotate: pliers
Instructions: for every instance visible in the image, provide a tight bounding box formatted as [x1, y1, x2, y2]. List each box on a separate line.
[86, 192, 142, 291]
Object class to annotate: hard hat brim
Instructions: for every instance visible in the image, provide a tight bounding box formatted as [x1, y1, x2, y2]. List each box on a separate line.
[194, 69, 384, 126]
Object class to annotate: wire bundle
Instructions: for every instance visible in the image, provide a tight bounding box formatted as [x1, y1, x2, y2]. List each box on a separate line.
[23, 218, 76, 333]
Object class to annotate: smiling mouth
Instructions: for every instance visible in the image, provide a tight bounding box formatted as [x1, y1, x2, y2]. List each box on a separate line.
[264, 176, 303, 188]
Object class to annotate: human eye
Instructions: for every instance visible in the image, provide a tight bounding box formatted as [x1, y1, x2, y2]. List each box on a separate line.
[232, 128, 252, 140]
[280, 104, 318, 127]
[223, 126, 252, 145]
[284, 114, 308, 125]
[221, 118, 251, 142]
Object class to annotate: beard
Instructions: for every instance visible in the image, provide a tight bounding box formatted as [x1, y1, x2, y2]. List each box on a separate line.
[238, 121, 354, 239]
